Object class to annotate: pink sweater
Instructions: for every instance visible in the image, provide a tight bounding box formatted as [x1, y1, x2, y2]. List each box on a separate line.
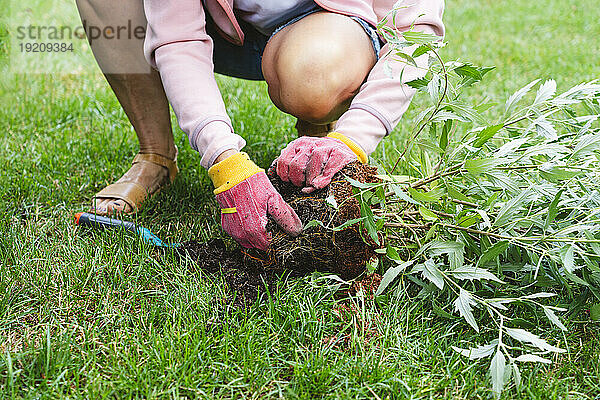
[143, 0, 445, 168]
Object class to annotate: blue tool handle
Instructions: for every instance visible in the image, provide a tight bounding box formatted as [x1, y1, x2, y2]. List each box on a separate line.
[74, 212, 167, 247]
[75, 212, 138, 231]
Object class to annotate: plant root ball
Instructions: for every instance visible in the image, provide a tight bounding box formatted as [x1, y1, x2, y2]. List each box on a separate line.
[175, 162, 381, 306]
[243, 161, 380, 279]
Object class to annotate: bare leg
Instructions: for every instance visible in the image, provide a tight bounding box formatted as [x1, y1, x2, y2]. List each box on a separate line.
[76, 0, 176, 214]
[261, 12, 376, 137]
[294, 119, 337, 137]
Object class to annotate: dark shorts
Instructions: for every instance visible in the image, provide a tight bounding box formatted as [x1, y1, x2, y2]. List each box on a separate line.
[207, 8, 383, 81]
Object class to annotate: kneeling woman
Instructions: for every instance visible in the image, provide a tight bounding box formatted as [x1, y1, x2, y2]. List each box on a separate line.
[93, 0, 445, 250]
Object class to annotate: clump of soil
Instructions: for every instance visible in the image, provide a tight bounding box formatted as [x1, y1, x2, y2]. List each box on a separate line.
[249, 161, 380, 278]
[175, 162, 380, 306]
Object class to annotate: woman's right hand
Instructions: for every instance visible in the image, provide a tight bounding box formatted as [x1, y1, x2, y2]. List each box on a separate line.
[274, 133, 367, 193]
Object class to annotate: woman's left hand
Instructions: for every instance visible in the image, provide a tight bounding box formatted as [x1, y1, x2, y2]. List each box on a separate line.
[274, 134, 363, 193]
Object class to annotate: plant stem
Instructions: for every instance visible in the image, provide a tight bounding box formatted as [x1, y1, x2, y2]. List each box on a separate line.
[411, 162, 465, 189]
[385, 222, 431, 229]
[391, 44, 448, 174]
[442, 223, 600, 244]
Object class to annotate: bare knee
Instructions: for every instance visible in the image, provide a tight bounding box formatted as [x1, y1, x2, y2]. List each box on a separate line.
[262, 12, 375, 124]
[271, 50, 352, 123]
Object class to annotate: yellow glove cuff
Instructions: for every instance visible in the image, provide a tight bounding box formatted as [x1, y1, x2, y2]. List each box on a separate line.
[327, 132, 368, 164]
[208, 152, 263, 194]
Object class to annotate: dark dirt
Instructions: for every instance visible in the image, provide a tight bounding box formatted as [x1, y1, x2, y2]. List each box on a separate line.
[174, 162, 381, 307]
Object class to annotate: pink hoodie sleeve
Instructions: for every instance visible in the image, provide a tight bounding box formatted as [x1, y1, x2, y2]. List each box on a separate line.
[143, 0, 245, 168]
[335, 0, 445, 156]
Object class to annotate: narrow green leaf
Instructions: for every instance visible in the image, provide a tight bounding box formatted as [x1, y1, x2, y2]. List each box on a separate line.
[332, 218, 366, 231]
[452, 341, 497, 360]
[454, 289, 479, 331]
[494, 190, 535, 227]
[473, 124, 503, 148]
[345, 175, 379, 189]
[420, 241, 465, 269]
[534, 119, 558, 140]
[428, 74, 441, 101]
[375, 174, 411, 183]
[440, 119, 452, 150]
[361, 201, 380, 245]
[474, 101, 497, 113]
[448, 102, 484, 124]
[478, 241, 509, 266]
[450, 266, 504, 283]
[433, 302, 456, 319]
[485, 191, 500, 208]
[559, 245, 575, 273]
[407, 187, 444, 203]
[394, 51, 417, 67]
[539, 165, 582, 183]
[513, 363, 522, 391]
[505, 79, 540, 115]
[515, 354, 552, 364]
[367, 257, 379, 273]
[590, 304, 600, 321]
[453, 63, 483, 80]
[303, 218, 365, 232]
[572, 134, 600, 158]
[505, 328, 566, 353]
[465, 158, 498, 175]
[431, 110, 468, 123]
[386, 245, 402, 262]
[457, 213, 481, 228]
[419, 206, 438, 221]
[454, 64, 495, 87]
[375, 260, 413, 296]
[406, 77, 430, 90]
[412, 44, 430, 58]
[490, 349, 506, 396]
[447, 185, 473, 202]
[401, 30, 440, 45]
[422, 258, 444, 290]
[424, 224, 437, 242]
[303, 219, 322, 230]
[534, 79, 557, 105]
[391, 184, 421, 205]
[544, 189, 564, 230]
[542, 307, 567, 331]
[522, 292, 557, 300]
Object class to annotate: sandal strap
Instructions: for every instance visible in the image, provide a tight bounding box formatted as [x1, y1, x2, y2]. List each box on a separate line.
[132, 150, 178, 184]
[94, 181, 148, 212]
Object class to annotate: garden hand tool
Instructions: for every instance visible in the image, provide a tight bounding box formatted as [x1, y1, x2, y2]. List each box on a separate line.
[74, 212, 174, 248]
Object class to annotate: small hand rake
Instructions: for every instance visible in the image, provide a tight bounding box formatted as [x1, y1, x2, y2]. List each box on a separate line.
[74, 212, 177, 248]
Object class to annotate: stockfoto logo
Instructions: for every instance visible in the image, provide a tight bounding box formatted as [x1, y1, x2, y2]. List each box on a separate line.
[15, 20, 146, 42]
[9, 3, 152, 74]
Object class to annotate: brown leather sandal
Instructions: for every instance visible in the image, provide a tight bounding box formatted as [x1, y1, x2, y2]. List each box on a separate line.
[93, 150, 179, 214]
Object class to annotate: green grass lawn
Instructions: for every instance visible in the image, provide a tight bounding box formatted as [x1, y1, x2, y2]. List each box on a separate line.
[1, 0, 599, 398]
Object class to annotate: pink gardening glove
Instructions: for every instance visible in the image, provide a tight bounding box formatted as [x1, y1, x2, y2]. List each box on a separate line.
[275, 134, 363, 193]
[216, 172, 302, 250]
[209, 152, 302, 250]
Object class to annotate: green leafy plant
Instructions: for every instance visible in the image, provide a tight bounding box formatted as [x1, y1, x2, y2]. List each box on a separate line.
[345, 7, 600, 396]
